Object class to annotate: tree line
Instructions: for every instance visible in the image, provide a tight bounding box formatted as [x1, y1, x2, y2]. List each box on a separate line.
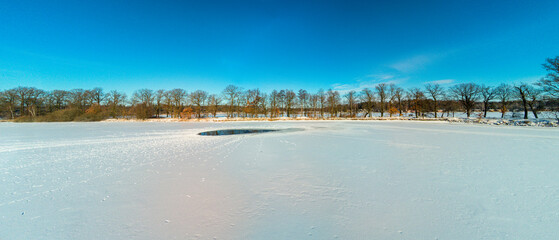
[1, 57, 558, 122]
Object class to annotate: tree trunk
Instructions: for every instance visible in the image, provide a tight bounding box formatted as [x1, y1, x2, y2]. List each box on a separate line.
[20, 102, 25, 117]
[528, 103, 538, 119]
[434, 100, 437, 118]
[522, 99, 528, 119]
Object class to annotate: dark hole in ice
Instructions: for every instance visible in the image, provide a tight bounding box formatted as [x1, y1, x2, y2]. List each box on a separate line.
[198, 129, 278, 136]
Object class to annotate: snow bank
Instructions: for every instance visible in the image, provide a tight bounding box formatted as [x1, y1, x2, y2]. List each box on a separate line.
[446, 117, 559, 127]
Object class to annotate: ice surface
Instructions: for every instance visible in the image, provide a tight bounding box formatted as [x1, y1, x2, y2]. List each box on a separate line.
[1, 121, 559, 239]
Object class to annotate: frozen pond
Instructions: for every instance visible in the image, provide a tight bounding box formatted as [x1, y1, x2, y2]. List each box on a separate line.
[1, 121, 559, 239]
[198, 129, 279, 136]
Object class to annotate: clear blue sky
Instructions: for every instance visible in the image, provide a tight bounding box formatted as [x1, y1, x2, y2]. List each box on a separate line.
[1, 0, 558, 94]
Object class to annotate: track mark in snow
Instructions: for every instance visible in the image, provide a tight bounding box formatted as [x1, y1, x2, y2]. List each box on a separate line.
[279, 139, 297, 146]
[0, 131, 194, 153]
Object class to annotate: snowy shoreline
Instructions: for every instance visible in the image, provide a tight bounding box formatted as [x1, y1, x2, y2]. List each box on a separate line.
[98, 116, 559, 127]
[3, 116, 556, 128]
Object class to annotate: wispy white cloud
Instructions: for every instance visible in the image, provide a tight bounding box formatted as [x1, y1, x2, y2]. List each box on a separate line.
[332, 83, 353, 91]
[390, 55, 433, 73]
[388, 50, 455, 73]
[365, 73, 394, 80]
[424, 79, 455, 85]
[334, 49, 457, 93]
[331, 74, 408, 93]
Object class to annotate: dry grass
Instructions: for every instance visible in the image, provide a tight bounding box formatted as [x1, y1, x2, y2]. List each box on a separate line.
[101, 116, 451, 123]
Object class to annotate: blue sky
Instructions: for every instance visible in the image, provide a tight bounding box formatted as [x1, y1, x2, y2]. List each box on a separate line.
[1, 0, 558, 94]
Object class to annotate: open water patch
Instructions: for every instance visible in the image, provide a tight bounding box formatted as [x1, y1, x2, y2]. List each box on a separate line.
[198, 129, 279, 136]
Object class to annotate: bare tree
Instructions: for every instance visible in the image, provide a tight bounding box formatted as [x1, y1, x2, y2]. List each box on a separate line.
[496, 84, 512, 118]
[451, 83, 480, 118]
[169, 88, 187, 118]
[392, 86, 404, 116]
[222, 85, 240, 118]
[524, 85, 542, 119]
[208, 94, 222, 118]
[479, 85, 496, 118]
[2, 89, 18, 119]
[105, 90, 127, 118]
[84, 89, 94, 106]
[441, 96, 459, 118]
[537, 56, 559, 97]
[298, 89, 308, 117]
[278, 90, 286, 116]
[375, 83, 387, 117]
[326, 89, 340, 117]
[345, 90, 357, 117]
[360, 88, 375, 118]
[0, 90, 6, 118]
[387, 84, 398, 117]
[15, 87, 32, 116]
[133, 89, 154, 106]
[43, 90, 56, 113]
[425, 83, 444, 118]
[309, 94, 318, 118]
[284, 90, 296, 117]
[259, 92, 268, 118]
[317, 89, 326, 118]
[155, 89, 165, 118]
[52, 90, 68, 110]
[163, 90, 173, 117]
[90, 87, 104, 105]
[514, 83, 530, 119]
[237, 90, 248, 117]
[68, 89, 89, 112]
[270, 90, 279, 118]
[131, 89, 155, 119]
[245, 89, 261, 118]
[189, 90, 208, 118]
[408, 88, 424, 118]
[27, 88, 45, 117]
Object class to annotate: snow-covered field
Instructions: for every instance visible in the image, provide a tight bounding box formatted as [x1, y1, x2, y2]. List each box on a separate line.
[1, 121, 559, 239]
